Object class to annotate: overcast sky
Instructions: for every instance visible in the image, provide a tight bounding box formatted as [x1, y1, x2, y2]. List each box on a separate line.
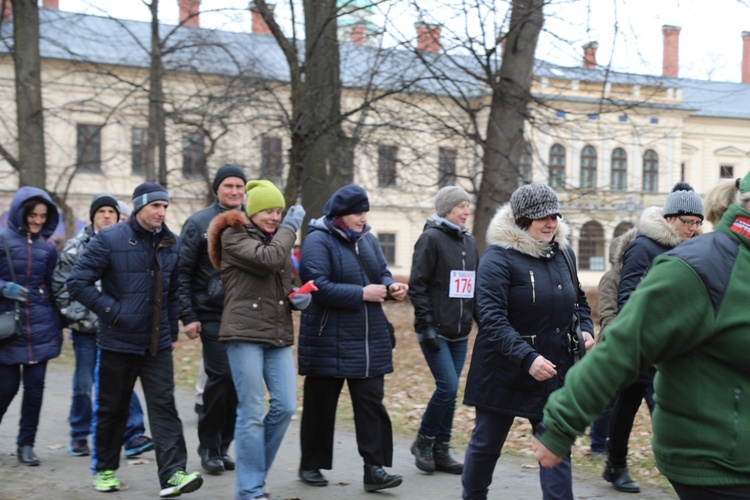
[60, 0, 750, 82]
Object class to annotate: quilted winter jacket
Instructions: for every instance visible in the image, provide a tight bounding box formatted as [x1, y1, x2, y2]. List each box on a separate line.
[207, 210, 296, 347]
[178, 201, 244, 325]
[66, 216, 180, 355]
[408, 215, 478, 340]
[298, 217, 396, 379]
[0, 187, 62, 365]
[52, 224, 100, 334]
[463, 205, 593, 420]
[597, 228, 636, 333]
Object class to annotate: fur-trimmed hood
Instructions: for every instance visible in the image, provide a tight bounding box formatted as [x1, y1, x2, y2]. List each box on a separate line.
[636, 206, 685, 249]
[485, 204, 570, 257]
[609, 227, 638, 266]
[207, 209, 250, 271]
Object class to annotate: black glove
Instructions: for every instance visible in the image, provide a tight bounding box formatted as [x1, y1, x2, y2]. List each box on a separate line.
[421, 325, 440, 353]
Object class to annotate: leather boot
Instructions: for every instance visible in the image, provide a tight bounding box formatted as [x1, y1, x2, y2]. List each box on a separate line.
[220, 446, 235, 471]
[17, 446, 40, 466]
[299, 468, 328, 487]
[198, 446, 225, 475]
[433, 441, 463, 474]
[363, 464, 402, 492]
[410, 433, 435, 473]
[603, 466, 640, 493]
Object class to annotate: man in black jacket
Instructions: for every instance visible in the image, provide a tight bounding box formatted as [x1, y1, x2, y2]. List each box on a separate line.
[178, 164, 246, 475]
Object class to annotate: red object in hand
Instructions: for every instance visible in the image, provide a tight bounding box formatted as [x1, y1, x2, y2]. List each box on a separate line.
[289, 280, 318, 299]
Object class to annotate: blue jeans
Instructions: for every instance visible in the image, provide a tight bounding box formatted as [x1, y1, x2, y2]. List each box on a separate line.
[0, 361, 48, 447]
[418, 337, 468, 443]
[227, 342, 296, 500]
[69, 334, 145, 444]
[463, 409, 572, 500]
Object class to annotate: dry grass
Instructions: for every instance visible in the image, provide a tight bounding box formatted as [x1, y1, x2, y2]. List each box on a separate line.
[54, 300, 666, 490]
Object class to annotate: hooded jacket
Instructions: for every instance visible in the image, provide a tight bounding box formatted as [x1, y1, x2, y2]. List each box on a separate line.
[297, 217, 396, 379]
[0, 187, 62, 365]
[66, 216, 180, 355]
[540, 200, 750, 488]
[408, 215, 478, 340]
[207, 210, 296, 346]
[463, 205, 593, 419]
[597, 227, 636, 333]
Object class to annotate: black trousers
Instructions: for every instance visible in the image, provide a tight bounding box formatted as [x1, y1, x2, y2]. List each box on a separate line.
[94, 348, 187, 487]
[607, 380, 652, 468]
[300, 375, 393, 470]
[670, 480, 750, 500]
[197, 321, 237, 451]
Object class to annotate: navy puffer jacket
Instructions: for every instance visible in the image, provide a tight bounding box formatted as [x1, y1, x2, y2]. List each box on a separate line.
[298, 217, 395, 378]
[0, 187, 62, 365]
[463, 205, 593, 420]
[66, 216, 180, 355]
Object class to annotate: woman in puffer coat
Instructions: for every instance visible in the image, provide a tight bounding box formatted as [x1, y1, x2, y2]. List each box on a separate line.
[297, 185, 409, 493]
[207, 179, 306, 500]
[462, 183, 594, 500]
[0, 187, 62, 466]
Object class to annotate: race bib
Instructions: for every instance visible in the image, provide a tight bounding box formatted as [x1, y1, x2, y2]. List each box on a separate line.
[449, 270, 475, 298]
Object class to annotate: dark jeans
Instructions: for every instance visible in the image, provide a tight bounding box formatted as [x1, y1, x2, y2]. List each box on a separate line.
[197, 321, 236, 451]
[589, 397, 614, 452]
[0, 361, 48, 447]
[69, 333, 145, 444]
[607, 380, 655, 468]
[93, 348, 187, 487]
[463, 408, 572, 500]
[670, 480, 750, 499]
[300, 375, 393, 469]
[418, 337, 468, 443]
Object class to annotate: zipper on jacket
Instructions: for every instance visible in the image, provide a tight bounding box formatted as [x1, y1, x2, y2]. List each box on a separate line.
[25, 232, 33, 361]
[529, 270, 536, 303]
[457, 255, 466, 337]
[729, 387, 741, 458]
[364, 302, 370, 378]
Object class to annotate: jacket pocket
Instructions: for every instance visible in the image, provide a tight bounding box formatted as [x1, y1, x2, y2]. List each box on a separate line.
[318, 308, 329, 336]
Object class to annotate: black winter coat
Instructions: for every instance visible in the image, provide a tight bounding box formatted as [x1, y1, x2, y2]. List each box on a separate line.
[67, 217, 180, 355]
[463, 206, 593, 420]
[408, 216, 478, 340]
[298, 217, 395, 379]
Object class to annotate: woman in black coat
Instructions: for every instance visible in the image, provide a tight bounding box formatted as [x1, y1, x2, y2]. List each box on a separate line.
[461, 183, 594, 500]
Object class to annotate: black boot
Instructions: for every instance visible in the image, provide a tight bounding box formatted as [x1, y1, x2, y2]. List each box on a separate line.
[410, 433, 435, 473]
[603, 466, 640, 493]
[299, 468, 328, 487]
[17, 446, 40, 466]
[363, 464, 402, 492]
[433, 441, 463, 474]
[220, 446, 235, 471]
[198, 446, 225, 475]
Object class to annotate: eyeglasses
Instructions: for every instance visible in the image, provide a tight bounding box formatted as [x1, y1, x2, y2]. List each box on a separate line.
[677, 216, 703, 228]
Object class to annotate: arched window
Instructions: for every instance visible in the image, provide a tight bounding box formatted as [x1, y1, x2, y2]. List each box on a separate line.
[549, 144, 566, 188]
[518, 143, 533, 187]
[611, 148, 627, 191]
[580, 145, 597, 189]
[579, 221, 605, 271]
[642, 150, 658, 193]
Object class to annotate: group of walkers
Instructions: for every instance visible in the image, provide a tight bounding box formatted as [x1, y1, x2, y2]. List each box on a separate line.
[1, 165, 748, 500]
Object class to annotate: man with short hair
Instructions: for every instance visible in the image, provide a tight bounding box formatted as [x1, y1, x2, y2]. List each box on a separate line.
[178, 164, 245, 474]
[52, 194, 154, 460]
[67, 183, 202, 498]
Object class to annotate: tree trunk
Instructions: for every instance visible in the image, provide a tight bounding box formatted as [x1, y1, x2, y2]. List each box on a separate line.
[13, 0, 46, 188]
[147, 0, 167, 186]
[473, 0, 544, 252]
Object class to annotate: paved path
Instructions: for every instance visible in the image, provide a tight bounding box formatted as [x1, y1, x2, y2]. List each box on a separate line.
[0, 362, 677, 499]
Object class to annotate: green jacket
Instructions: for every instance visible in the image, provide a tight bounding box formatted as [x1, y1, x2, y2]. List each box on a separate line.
[539, 202, 750, 487]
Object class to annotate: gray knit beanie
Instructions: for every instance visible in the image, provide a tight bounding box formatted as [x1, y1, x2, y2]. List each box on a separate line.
[435, 186, 471, 217]
[510, 183, 560, 220]
[663, 182, 704, 220]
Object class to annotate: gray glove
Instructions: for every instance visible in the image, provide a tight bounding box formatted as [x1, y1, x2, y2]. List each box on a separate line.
[2, 282, 28, 302]
[279, 205, 306, 233]
[290, 292, 312, 311]
[61, 302, 87, 322]
[421, 325, 440, 353]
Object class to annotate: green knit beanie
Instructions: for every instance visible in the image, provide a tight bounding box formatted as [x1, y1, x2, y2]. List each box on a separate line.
[245, 180, 285, 217]
[740, 171, 750, 194]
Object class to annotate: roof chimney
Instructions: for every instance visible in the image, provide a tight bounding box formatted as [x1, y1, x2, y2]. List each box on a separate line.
[351, 24, 366, 46]
[250, 2, 274, 34]
[2, 0, 12, 19]
[743, 31, 750, 84]
[416, 22, 441, 53]
[583, 41, 598, 68]
[42, 0, 58, 8]
[178, 0, 200, 27]
[662, 25, 681, 78]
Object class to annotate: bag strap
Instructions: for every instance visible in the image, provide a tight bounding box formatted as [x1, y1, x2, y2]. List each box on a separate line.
[1, 234, 21, 315]
[560, 246, 579, 308]
[347, 237, 378, 285]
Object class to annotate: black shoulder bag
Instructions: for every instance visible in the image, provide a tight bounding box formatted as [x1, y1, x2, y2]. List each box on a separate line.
[0, 235, 23, 345]
[560, 247, 586, 363]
